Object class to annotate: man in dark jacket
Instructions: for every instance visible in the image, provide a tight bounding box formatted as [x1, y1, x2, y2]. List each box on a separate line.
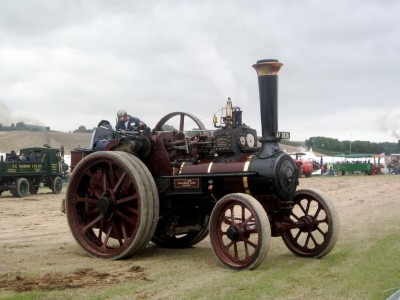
[8, 150, 20, 161]
[115, 109, 147, 131]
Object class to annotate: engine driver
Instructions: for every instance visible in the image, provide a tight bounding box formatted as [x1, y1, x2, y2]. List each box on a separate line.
[116, 109, 147, 132]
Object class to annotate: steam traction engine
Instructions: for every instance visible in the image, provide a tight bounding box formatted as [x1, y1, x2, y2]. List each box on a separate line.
[66, 59, 339, 270]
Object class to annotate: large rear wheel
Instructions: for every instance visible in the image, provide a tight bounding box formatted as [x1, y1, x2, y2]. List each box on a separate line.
[66, 151, 157, 259]
[282, 188, 339, 258]
[209, 193, 271, 270]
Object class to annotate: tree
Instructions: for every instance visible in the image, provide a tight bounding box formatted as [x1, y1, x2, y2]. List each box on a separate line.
[162, 124, 175, 131]
[74, 125, 93, 133]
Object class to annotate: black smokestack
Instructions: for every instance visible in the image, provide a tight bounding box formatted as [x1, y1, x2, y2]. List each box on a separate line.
[253, 59, 283, 158]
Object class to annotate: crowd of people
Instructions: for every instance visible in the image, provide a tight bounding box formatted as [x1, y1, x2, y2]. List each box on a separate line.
[387, 156, 400, 174]
[6, 150, 37, 162]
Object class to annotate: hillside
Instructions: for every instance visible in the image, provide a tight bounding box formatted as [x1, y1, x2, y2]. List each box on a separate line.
[0, 131, 92, 154]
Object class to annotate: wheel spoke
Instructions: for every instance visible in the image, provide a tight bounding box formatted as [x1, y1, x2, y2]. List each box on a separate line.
[299, 202, 307, 215]
[102, 226, 113, 248]
[233, 242, 238, 258]
[124, 205, 139, 215]
[97, 220, 104, 241]
[315, 218, 328, 225]
[242, 214, 254, 227]
[229, 206, 235, 223]
[305, 199, 311, 215]
[83, 215, 103, 232]
[309, 232, 319, 247]
[111, 220, 124, 246]
[85, 206, 100, 216]
[223, 216, 232, 225]
[246, 227, 258, 235]
[290, 211, 301, 221]
[304, 233, 311, 248]
[244, 237, 257, 249]
[244, 240, 250, 258]
[294, 229, 301, 241]
[115, 209, 137, 225]
[76, 195, 98, 204]
[116, 194, 138, 205]
[314, 206, 322, 219]
[316, 224, 327, 235]
[102, 168, 108, 190]
[88, 185, 103, 200]
[178, 113, 184, 131]
[113, 171, 127, 193]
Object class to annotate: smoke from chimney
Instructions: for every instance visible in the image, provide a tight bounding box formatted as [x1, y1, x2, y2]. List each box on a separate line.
[0, 100, 45, 127]
[379, 111, 400, 140]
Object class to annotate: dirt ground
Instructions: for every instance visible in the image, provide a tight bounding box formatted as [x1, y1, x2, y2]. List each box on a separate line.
[0, 175, 399, 295]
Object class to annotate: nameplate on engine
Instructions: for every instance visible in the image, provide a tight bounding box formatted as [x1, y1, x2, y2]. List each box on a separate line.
[174, 178, 200, 189]
[276, 131, 290, 139]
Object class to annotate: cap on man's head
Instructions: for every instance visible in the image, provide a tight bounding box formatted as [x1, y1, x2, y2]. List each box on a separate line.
[117, 109, 127, 121]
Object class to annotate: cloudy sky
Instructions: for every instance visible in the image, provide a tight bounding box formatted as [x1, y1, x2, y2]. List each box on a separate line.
[0, 0, 399, 143]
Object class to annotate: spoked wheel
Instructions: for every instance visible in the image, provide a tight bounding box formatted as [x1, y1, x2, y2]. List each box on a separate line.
[16, 178, 29, 198]
[51, 176, 63, 194]
[282, 188, 339, 258]
[66, 151, 158, 259]
[154, 112, 207, 134]
[209, 193, 271, 270]
[152, 215, 210, 248]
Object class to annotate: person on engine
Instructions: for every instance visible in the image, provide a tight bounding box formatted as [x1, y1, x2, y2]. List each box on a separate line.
[115, 109, 147, 131]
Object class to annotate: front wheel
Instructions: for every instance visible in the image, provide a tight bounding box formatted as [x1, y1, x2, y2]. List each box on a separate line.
[16, 178, 29, 198]
[282, 188, 339, 258]
[51, 176, 63, 194]
[209, 193, 271, 270]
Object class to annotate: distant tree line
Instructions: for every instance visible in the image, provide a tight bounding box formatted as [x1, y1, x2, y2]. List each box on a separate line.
[0, 122, 50, 132]
[301, 136, 399, 155]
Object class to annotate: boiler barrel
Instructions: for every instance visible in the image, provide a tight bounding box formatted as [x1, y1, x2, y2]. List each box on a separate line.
[179, 153, 296, 200]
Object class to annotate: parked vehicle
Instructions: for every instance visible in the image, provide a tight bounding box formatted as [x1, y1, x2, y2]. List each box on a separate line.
[290, 152, 320, 177]
[0, 146, 64, 197]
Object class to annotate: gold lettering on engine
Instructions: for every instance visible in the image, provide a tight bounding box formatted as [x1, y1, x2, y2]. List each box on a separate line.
[174, 178, 200, 189]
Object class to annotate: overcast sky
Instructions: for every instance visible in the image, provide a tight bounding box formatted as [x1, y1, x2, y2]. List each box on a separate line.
[0, 0, 399, 143]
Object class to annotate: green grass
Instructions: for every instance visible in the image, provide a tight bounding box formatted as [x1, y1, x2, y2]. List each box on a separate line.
[2, 230, 399, 300]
